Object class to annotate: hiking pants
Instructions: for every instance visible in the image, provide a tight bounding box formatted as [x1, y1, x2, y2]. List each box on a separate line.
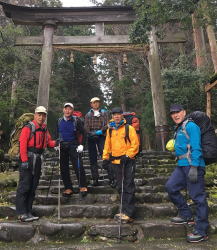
[165, 166, 209, 236]
[16, 153, 42, 215]
[112, 159, 136, 218]
[60, 143, 87, 190]
[87, 135, 105, 180]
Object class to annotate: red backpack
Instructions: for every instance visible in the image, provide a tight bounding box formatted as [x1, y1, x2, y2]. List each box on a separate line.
[73, 111, 83, 118]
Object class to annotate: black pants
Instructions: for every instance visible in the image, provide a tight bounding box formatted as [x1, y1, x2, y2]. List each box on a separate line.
[112, 160, 136, 218]
[60, 143, 86, 190]
[16, 153, 42, 215]
[87, 135, 105, 180]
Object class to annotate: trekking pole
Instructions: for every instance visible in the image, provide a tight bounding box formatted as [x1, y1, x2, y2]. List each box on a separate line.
[77, 153, 82, 200]
[118, 162, 125, 242]
[57, 146, 61, 223]
[96, 143, 105, 183]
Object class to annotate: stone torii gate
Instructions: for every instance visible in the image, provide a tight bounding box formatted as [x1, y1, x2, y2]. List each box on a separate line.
[0, 1, 186, 150]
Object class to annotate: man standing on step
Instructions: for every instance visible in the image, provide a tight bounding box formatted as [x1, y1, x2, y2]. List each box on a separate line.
[16, 106, 57, 222]
[84, 97, 109, 186]
[102, 107, 139, 223]
[57, 103, 87, 197]
[165, 104, 209, 243]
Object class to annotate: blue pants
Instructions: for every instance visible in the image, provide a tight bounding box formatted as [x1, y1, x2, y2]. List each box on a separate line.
[165, 166, 209, 236]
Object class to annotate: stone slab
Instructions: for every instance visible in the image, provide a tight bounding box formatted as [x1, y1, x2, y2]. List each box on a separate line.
[39, 221, 85, 238]
[0, 223, 35, 242]
[60, 204, 119, 218]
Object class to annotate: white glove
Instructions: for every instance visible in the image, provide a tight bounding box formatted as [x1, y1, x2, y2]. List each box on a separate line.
[94, 110, 100, 117]
[76, 145, 84, 153]
[54, 146, 60, 151]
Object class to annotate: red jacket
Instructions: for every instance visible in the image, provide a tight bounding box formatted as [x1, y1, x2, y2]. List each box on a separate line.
[19, 120, 56, 162]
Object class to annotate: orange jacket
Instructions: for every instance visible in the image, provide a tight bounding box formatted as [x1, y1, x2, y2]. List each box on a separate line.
[103, 120, 139, 164]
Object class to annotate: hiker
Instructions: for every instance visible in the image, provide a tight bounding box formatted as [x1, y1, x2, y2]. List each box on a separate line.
[102, 107, 139, 223]
[165, 104, 209, 243]
[104, 111, 142, 188]
[16, 106, 57, 222]
[84, 97, 110, 186]
[57, 103, 87, 197]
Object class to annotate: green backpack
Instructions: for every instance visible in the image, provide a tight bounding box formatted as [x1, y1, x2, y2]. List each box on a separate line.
[8, 113, 35, 159]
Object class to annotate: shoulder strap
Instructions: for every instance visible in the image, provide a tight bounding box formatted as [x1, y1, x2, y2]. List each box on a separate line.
[72, 116, 77, 131]
[125, 124, 131, 143]
[109, 127, 112, 138]
[25, 121, 35, 140]
[58, 117, 63, 127]
[181, 119, 190, 140]
[109, 124, 131, 144]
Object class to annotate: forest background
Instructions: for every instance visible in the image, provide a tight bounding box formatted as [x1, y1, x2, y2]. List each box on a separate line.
[0, 0, 216, 151]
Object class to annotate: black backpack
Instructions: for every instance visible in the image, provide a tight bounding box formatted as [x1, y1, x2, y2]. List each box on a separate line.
[181, 111, 217, 165]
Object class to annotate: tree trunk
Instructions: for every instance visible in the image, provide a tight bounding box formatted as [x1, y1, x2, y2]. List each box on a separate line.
[148, 26, 168, 151]
[9, 73, 18, 124]
[206, 24, 217, 73]
[192, 13, 207, 68]
[201, 0, 217, 73]
[37, 21, 56, 110]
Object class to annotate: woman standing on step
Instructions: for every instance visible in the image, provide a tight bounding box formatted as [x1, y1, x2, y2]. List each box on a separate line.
[102, 107, 139, 223]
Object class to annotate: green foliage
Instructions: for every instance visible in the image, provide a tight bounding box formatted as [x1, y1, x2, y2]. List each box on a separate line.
[162, 54, 207, 115]
[129, 0, 200, 44]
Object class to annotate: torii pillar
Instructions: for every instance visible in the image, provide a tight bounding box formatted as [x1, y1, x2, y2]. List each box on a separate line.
[37, 20, 56, 109]
[148, 27, 169, 151]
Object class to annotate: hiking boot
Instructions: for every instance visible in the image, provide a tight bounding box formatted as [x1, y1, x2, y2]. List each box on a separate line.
[27, 213, 39, 221]
[18, 214, 34, 222]
[114, 213, 134, 224]
[187, 230, 208, 243]
[171, 216, 194, 225]
[63, 189, 73, 196]
[79, 187, 88, 197]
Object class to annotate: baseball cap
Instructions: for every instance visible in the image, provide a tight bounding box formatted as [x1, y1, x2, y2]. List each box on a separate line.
[111, 107, 123, 114]
[35, 106, 47, 114]
[90, 97, 100, 103]
[169, 104, 184, 114]
[64, 103, 74, 109]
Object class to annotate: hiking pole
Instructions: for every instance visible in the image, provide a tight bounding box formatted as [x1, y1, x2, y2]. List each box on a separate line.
[57, 146, 61, 223]
[77, 153, 82, 200]
[118, 162, 125, 242]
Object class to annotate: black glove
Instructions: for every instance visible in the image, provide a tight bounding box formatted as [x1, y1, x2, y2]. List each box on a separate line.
[20, 162, 29, 169]
[188, 166, 198, 183]
[120, 155, 130, 166]
[102, 159, 110, 170]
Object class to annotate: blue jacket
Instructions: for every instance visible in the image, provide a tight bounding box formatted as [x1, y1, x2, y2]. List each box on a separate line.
[175, 121, 205, 167]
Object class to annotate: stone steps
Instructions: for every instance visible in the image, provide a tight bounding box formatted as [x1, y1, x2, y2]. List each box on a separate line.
[36, 184, 166, 195]
[1, 218, 217, 243]
[4, 151, 213, 243]
[0, 202, 177, 220]
[8, 191, 169, 205]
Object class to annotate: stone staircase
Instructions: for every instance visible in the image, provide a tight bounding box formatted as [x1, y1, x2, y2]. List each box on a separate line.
[0, 151, 217, 243]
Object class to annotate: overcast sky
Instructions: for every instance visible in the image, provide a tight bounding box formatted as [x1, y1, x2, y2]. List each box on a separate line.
[61, 0, 101, 7]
